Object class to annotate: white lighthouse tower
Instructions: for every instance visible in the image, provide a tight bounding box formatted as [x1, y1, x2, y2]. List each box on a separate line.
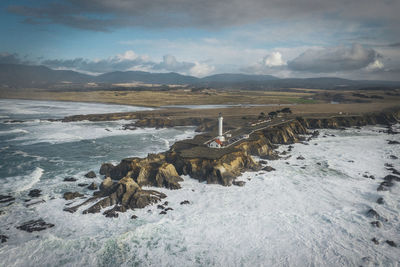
[218, 113, 225, 141]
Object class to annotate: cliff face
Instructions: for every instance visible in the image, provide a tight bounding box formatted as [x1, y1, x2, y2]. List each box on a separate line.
[100, 111, 398, 189]
[77, 110, 398, 216]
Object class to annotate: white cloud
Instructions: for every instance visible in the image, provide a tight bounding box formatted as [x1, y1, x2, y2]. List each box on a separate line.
[365, 59, 384, 71]
[263, 52, 286, 67]
[189, 62, 215, 77]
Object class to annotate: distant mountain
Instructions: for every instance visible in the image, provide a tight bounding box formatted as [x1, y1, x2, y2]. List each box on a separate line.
[0, 63, 399, 90]
[0, 64, 91, 87]
[95, 71, 199, 84]
[200, 73, 278, 83]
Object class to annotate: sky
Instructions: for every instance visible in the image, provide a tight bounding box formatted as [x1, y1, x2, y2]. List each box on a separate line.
[0, 0, 400, 80]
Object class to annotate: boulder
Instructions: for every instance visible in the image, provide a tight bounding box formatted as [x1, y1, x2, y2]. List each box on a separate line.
[78, 183, 89, 187]
[377, 197, 385, 205]
[388, 140, 400, 145]
[377, 181, 393, 191]
[366, 209, 381, 219]
[389, 155, 398, 159]
[63, 192, 84, 200]
[0, 235, 8, 243]
[232, 180, 246, 187]
[386, 240, 397, 247]
[16, 219, 54, 232]
[99, 163, 114, 176]
[371, 238, 379, 245]
[63, 177, 77, 182]
[87, 182, 98, 190]
[370, 221, 382, 228]
[297, 156, 305, 160]
[180, 200, 190, 205]
[28, 189, 42, 198]
[84, 171, 96, 178]
[262, 166, 276, 172]
[131, 215, 138, 219]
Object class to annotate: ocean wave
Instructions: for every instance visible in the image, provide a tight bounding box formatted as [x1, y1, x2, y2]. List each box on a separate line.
[17, 167, 44, 192]
[0, 129, 29, 135]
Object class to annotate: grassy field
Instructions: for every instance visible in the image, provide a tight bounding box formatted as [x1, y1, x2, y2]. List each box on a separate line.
[0, 88, 319, 107]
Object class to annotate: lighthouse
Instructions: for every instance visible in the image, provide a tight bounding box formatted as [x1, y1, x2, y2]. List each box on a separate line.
[218, 113, 225, 141]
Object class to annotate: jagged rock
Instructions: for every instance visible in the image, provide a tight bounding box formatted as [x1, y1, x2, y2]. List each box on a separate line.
[155, 163, 183, 189]
[366, 209, 381, 219]
[389, 155, 398, 159]
[1, 235, 9, 243]
[0, 195, 15, 204]
[87, 182, 98, 190]
[99, 163, 114, 176]
[384, 174, 400, 182]
[386, 168, 400, 176]
[25, 200, 45, 207]
[377, 197, 385, 205]
[159, 211, 167, 215]
[99, 177, 114, 193]
[377, 181, 393, 191]
[386, 240, 397, 247]
[163, 201, 169, 206]
[78, 183, 89, 187]
[180, 200, 190, 205]
[260, 154, 280, 160]
[64, 177, 77, 182]
[165, 207, 173, 211]
[28, 189, 42, 198]
[371, 238, 379, 245]
[157, 205, 164, 209]
[84, 171, 96, 178]
[388, 140, 400, 145]
[16, 219, 54, 232]
[297, 156, 305, 160]
[63, 192, 84, 200]
[232, 181, 246, 186]
[370, 221, 382, 228]
[262, 166, 276, 172]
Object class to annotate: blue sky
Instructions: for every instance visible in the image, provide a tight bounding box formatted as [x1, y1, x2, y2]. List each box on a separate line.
[1, 0, 400, 80]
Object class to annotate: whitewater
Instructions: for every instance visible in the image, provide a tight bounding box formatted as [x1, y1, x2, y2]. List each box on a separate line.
[0, 99, 399, 266]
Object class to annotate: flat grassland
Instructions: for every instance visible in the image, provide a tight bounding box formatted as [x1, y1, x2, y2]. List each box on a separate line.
[1, 88, 399, 119]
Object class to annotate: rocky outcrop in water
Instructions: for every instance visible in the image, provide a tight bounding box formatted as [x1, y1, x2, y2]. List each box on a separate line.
[69, 110, 399, 216]
[16, 219, 54, 232]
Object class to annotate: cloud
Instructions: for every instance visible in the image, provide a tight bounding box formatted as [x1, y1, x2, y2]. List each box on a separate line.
[287, 44, 380, 73]
[7, 0, 400, 31]
[42, 51, 151, 73]
[39, 50, 214, 76]
[365, 59, 384, 71]
[153, 55, 195, 73]
[263, 52, 286, 67]
[189, 62, 215, 77]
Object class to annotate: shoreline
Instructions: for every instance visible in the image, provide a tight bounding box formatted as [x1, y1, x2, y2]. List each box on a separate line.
[62, 109, 400, 217]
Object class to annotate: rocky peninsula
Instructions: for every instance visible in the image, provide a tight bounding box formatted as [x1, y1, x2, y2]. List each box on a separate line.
[62, 108, 400, 217]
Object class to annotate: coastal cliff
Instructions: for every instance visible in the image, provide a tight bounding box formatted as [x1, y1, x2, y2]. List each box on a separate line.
[69, 110, 399, 216]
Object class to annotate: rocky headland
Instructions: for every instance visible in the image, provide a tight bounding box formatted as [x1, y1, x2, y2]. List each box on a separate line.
[63, 110, 399, 217]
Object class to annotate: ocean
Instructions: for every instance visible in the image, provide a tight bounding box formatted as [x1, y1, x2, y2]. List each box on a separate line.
[0, 99, 399, 266]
